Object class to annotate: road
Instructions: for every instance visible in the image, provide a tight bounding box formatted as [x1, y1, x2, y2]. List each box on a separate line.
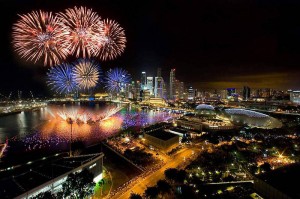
[110, 146, 201, 199]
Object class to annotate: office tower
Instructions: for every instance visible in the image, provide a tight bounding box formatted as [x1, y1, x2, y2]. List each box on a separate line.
[188, 86, 195, 100]
[261, 88, 271, 98]
[125, 82, 133, 99]
[227, 88, 236, 97]
[163, 82, 167, 99]
[157, 67, 162, 77]
[179, 81, 184, 99]
[155, 77, 164, 98]
[290, 90, 300, 103]
[147, 77, 154, 95]
[220, 90, 227, 100]
[170, 68, 176, 99]
[141, 72, 146, 90]
[243, 86, 250, 100]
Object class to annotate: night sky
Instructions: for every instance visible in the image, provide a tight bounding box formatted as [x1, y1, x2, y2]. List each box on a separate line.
[1, 0, 300, 97]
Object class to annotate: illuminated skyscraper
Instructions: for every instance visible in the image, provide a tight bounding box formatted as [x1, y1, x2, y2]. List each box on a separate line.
[188, 86, 195, 101]
[147, 77, 154, 95]
[155, 77, 164, 98]
[141, 72, 146, 90]
[157, 67, 162, 77]
[179, 81, 184, 99]
[227, 88, 236, 97]
[290, 91, 300, 103]
[170, 68, 176, 100]
[243, 86, 250, 100]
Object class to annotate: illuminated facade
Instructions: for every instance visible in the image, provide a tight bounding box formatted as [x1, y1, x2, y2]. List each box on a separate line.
[290, 90, 300, 103]
[141, 72, 147, 90]
[169, 69, 176, 100]
[147, 77, 154, 95]
[154, 77, 164, 98]
[144, 130, 179, 151]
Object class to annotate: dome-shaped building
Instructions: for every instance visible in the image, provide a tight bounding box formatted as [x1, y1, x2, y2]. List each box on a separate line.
[195, 104, 216, 115]
[224, 108, 282, 129]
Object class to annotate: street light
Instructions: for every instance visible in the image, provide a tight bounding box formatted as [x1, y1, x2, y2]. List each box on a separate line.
[66, 117, 74, 157]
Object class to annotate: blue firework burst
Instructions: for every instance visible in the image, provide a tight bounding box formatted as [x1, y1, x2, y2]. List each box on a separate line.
[104, 68, 131, 92]
[47, 63, 77, 94]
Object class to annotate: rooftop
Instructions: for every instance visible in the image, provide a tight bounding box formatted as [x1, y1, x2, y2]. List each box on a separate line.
[196, 104, 215, 110]
[259, 163, 300, 199]
[169, 127, 189, 134]
[145, 130, 178, 141]
[0, 153, 103, 199]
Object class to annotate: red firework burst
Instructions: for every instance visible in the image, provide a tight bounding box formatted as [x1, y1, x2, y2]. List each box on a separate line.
[58, 6, 102, 58]
[97, 19, 126, 61]
[12, 10, 69, 66]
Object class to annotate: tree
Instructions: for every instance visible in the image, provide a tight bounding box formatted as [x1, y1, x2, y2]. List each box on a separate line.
[164, 168, 187, 184]
[129, 193, 143, 199]
[176, 170, 187, 184]
[164, 168, 178, 182]
[260, 162, 271, 173]
[177, 185, 197, 199]
[144, 186, 159, 199]
[157, 179, 172, 195]
[61, 169, 95, 198]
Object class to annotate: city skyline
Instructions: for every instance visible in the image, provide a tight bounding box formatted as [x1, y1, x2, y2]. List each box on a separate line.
[1, 1, 300, 199]
[1, 0, 300, 95]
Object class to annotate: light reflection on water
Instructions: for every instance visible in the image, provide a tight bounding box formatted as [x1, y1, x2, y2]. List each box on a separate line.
[0, 108, 49, 142]
[0, 103, 172, 143]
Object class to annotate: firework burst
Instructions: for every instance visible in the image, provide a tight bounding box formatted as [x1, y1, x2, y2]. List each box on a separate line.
[58, 6, 102, 58]
[47, 63, 77, 94]
[12, 10, 69, 66]
[97, 19, 126, 61]
[73, 59, 100, 90]
[104, 68, 131, 92]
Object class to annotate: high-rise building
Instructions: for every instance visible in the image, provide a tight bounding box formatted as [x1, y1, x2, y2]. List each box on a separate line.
[157, 68, 162, 77]
[147, 77, 154, 95]
[179, 81, 184, 99]
[134, 81, 141, 100]
[188, 86, 195, 101]
[290, 91, 300, 103]
[141, 72, 146, 90]
[220, 90, 227, 100]
[170, 69, 176, 100]
[174, 79, 180, 100]
[227, 88, 236, 97]
[154, 77, 164, 98]
[124, 82, 132, 99]
[243, 86, 250, 100]
[261, 88, 271, 98]
[163, 82, 168, 99]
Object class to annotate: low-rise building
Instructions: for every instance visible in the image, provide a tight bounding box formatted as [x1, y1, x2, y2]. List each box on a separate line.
[144, 130, 179, 152]
[0, 153, 104, 199]
[176, 118, 202, 131]
[254, 163, 300, 199]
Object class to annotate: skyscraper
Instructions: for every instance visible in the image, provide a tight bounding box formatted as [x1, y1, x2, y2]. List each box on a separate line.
[170, 69, 176, 100]
[227, 88, 236, 97]
[155, 77, 164, 98]
[243, 86, 250, 100]
[157, 67, 162, 77]
[188, 86, 195, 101]
[147, 77, 154, 95]
[179, 81, 184, 99]
[141, 72, 146, 90]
